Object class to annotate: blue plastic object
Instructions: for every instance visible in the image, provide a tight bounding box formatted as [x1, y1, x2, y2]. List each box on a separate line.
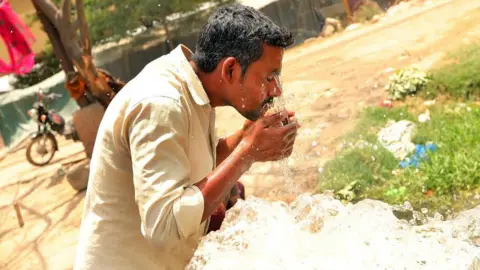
[399, 143, 437, 168]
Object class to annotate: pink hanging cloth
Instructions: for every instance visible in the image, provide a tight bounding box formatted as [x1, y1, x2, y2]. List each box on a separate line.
[0, 0, 36, 75]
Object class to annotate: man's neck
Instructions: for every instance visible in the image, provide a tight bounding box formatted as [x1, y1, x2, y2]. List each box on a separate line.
[189, 61, 225, 108]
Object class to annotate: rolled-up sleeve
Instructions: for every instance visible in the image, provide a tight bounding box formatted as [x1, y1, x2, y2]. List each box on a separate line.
[125, 96, 204, 248]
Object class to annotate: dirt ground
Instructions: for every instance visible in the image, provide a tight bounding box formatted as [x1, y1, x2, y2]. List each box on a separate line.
[1, 0, 480, 268]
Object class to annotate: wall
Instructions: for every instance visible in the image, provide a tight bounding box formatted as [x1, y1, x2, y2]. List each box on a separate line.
[95, 0, 346, 83]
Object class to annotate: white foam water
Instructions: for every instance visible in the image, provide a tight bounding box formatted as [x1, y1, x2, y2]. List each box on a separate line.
[187, 194, 480, 269]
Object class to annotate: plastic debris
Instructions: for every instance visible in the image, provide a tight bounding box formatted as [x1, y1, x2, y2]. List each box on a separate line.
[399, 143, 437, 168]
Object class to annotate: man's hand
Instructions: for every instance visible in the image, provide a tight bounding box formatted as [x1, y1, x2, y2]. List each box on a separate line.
[201, 110, 299, 222]
[242, 111, 297, 131]
[240, 110, 300, 163]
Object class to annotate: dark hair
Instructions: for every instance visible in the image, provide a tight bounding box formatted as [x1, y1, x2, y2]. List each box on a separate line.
[193, 4, 294, 74]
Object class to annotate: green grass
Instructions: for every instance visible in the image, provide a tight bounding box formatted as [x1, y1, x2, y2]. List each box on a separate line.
[318, 42, 480, 213]
[423, 42, 480, 100]
[319, 106, 412, 202]
[316, 12, 480, 215]
[318, 103, 480, 213]
[354, 106, 416, 134]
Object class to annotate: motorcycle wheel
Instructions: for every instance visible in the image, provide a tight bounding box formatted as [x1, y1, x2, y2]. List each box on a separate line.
[26, 134, 57, 166]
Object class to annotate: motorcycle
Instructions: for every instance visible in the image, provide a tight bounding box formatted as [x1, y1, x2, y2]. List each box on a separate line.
[26, 89, 80, 166]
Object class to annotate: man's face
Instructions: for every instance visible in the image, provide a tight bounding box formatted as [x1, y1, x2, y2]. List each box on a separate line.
[226, 44, 285, 121]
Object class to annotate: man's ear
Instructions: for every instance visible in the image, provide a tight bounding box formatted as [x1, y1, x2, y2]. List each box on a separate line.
[221, 57, 240, 84]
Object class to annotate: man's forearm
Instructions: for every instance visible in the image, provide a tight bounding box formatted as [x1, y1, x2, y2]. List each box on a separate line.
[195, 141, 252, 222]
[216, 128, 244, 165]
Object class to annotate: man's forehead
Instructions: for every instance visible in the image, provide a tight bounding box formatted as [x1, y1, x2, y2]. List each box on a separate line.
[259, 44, 284, 70]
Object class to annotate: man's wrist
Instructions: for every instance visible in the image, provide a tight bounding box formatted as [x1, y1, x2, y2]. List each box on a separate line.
[233, 140, 255, 170]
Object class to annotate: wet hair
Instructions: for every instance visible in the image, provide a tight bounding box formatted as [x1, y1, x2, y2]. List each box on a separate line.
[193, 4, 294, 74]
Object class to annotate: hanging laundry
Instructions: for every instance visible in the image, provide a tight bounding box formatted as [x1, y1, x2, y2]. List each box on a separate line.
[0, 0, 36, 75]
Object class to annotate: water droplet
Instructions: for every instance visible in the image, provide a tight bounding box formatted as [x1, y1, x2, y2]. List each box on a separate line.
[317, 167, 324, 173]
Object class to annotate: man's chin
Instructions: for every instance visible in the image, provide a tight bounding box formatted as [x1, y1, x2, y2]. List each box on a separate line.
[241, 110, 261, 121]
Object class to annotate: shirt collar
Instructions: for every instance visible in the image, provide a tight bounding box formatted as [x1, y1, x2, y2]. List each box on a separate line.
[171, 45, 210, 106]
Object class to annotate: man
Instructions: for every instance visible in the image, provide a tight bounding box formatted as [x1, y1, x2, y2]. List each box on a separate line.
[74, 4, 299, 270]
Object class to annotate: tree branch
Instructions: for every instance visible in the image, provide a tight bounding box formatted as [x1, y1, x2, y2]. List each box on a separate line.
[72, 19, 81, 32]
[75, 0, 92, 55]
[31, 0, 60, 28]
[60, 0, 71, 24]
[33, 1, 75, 74]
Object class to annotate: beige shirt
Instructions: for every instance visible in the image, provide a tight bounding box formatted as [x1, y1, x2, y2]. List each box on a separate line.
[74, 45, 216, 270]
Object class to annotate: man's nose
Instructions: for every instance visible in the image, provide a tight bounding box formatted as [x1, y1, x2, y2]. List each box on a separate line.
[269, 81, 282, 97]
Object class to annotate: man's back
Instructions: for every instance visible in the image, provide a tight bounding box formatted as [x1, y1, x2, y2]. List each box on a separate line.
[74, 46, 215, 270]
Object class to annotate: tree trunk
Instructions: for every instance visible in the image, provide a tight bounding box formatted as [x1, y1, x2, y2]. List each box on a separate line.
[33, 2, 74, 74]
[31, 0, 121, 157]
[31, 0, 115, 108]
[32, 1, 90, 108]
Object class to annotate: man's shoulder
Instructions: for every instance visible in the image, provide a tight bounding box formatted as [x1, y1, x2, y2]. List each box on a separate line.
[116, 59, 188, 110]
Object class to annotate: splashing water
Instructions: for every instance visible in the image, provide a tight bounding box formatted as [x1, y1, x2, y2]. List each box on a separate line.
[188, 194, 480, 269]
[263, 76, 302, 197]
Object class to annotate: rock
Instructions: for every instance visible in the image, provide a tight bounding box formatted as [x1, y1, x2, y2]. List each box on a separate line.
[371, 14, 382, 23]
[418, 109, 431, 123]
[188, 195, 480, 269]
[392, 205, 414, 221]
[387, 1, 411, 17]
[319, 18, 342, 38]
[424, 100, 436, 107]
[345, 23, 363, 32]
[325, 18, 342, 31]
[66, 159, 90, 191]
[377, 120, 417, 160]
[320, 25, 335, 37]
